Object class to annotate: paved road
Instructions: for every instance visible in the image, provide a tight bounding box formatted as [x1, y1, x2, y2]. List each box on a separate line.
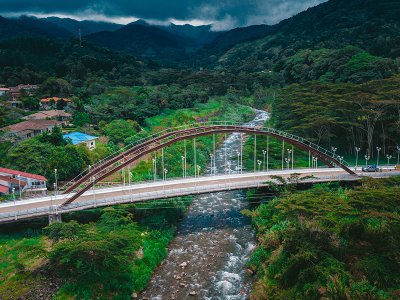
[0, 167, 398, 223]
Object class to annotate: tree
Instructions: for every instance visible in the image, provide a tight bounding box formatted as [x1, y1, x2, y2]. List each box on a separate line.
[104, 119, 140, 144]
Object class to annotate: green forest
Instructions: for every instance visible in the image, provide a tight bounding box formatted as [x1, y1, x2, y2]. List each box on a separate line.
[245, 177, 400, 299]
[0, 0, 400, 298]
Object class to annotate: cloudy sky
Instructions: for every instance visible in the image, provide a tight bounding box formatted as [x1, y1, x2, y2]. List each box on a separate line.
[0, 0, 327, 30]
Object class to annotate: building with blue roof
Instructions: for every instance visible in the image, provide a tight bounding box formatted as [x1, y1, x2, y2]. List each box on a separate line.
[63, 132, 98, 150]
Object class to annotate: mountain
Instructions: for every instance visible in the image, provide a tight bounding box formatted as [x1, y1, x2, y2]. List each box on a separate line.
[203, 24, 272, 54]
[163, 23, 220, 46]
[213, 0, 400, 72]
[43, 17, 123, 36]
[0, 16, 69, 41]
[85, 22, 193, 62]
[14, 16, 72, 39]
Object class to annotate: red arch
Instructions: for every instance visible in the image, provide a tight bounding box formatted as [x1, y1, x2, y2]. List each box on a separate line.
[61, 125, 355, 206]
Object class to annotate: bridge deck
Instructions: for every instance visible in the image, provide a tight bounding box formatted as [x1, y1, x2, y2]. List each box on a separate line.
[0, 167, 398, 224]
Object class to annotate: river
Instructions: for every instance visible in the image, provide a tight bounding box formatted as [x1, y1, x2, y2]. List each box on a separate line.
[140, 110, 269, 300]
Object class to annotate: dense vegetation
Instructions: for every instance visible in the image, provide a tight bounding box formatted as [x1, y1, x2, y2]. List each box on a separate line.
[245, 177, 400, 299]
[271, 76, 400, 156]
[0, 204, 188, 299]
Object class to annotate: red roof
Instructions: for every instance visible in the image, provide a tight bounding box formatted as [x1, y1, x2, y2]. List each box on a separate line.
[0, 168, 47, 181]
[0, 185, 9, 194]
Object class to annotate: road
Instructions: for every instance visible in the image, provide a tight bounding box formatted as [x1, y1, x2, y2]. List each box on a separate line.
[0, 167, 398, 223]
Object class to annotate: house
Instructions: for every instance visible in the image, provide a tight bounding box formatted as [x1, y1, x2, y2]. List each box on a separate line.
[0, 120, 65, 141]
[0, 88, 10, 96]
[23, 110, 72, 123]
[0, 167, 47, 195]
[63, 132, 98, 150]
[40, 97, 72, 110]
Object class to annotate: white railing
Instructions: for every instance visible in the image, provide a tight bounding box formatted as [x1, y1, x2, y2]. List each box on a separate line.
[2, 171, 399, 223]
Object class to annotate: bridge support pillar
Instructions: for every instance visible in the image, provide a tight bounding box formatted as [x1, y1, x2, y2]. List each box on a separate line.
[48, 213, 62, 224]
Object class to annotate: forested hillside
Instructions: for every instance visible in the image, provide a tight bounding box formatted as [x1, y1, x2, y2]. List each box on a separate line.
[214, 0, 400, 73]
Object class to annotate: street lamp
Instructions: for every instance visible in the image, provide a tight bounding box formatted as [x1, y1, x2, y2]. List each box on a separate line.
[52, 182, 56, 213]
[262, 150, 267, 171]
[312, 157, 318, 169]
[152, 158, 157, 182]
[355, 147, 361, 169]
[197, 165, 201, 177]
[237, 152, 241, 173]
[365, 155, 370, 167]
[331, 147, 337, 157]
[285, 158, 291, 170]
[376, 147, 381, 166]
[181, 156, 186, 179]
[54, 169, 58, 197]
[338, 156, 344, 165]
[257, 160, 262, 171]
[210, 153, 214, 176]
[397, 146, 400, 165]
[12, 187, 15, 206]
[17, 174, 21, 200]
[386, 154, 392, 166]
[163, 168, 168, 181]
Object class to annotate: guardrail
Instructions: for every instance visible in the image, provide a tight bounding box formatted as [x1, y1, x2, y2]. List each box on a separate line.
[2, 171, 399, 223]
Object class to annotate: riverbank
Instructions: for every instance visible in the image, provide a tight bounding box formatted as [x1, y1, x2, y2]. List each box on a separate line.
[245, 176, 400, 299]
[0, 101, 256, 299]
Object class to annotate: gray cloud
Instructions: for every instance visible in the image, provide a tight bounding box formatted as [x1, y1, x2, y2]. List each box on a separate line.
[0, 0, 327, 30]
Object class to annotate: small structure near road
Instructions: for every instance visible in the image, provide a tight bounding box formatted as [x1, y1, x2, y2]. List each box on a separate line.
[0, 167, 47, 196]
[63, 132, 98, 150]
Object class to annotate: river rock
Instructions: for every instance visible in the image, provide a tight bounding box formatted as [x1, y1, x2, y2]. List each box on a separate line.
[189, 291, 197, 296]
[131, 292, 138, 298]
[179, 262, 188, 268]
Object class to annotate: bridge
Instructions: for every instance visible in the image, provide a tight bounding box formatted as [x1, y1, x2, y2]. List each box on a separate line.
[0, 122, 398, 224]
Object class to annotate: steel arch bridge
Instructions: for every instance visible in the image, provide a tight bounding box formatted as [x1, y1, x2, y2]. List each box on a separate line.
[60, 122, 355, 207]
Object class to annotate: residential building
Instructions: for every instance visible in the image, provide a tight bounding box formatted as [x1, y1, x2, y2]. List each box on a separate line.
[0, 120, 64, 140]
[23, 110, 72, 123]
[0, 167, 47, 195]
[0, 88, 10, 96]
[63, 132, 98, 150]
[40, 97, 72, 110]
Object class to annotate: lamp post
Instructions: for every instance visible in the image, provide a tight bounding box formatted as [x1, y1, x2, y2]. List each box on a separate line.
[331, 147, 337, 157]
[163, 168, 168, 181]
[181, 156, 186, 179]
[197, 165, 201, 177]
[12, 187, 15, 206]
[338, 156, 344, 165]
[365, 155, 370, 167]
[397, 146, 400, 165]
[262, 150, 266, 172]
[257, 160, 262, 172]
[52, 183, 56, 213]
[355, 147, 361, 170]
[210, 153, 214, 176]
[285, 158, 291, 170]
[386, 154, 392, 166]
[17, 174, 21, 200]
[152, 158, 157, 182]
[376, 147, 381, 166]
[237, 152, 241, 173]
[54, 168, 58, 197]
[287, 149, 293, 170]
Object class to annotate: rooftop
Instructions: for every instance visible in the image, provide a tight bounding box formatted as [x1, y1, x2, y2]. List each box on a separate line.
[0, 185, 8, 194]
[1, 120, 63, 133]
[0, 175, 27, 186]
[23, 110, 72, 120]
[0, 167, 47, 181]
[63, 132, 98, 145]
[40, 97, 71, 103]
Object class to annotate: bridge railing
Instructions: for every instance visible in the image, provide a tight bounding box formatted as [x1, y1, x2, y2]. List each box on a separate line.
[59, 121, 352, 194]
[4, 171, 399, 223]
